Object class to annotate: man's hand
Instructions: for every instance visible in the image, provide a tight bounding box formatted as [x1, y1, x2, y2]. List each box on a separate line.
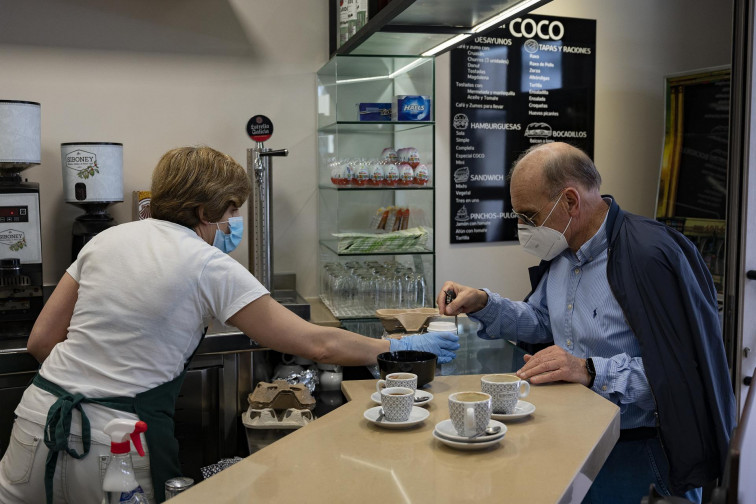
[436, 281, 488, 316]
[515, 345, 592, 386]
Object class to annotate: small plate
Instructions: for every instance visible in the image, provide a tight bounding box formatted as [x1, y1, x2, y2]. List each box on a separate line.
[371, 390, 434, 407]
[364, 406, 430, 429]
[432, 429, 504, 450]
[491, 400, 536, 421]
[434, 419, 507, 443]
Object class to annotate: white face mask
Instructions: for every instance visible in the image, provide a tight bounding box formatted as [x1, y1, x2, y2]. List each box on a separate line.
[517, 192, 572, 261]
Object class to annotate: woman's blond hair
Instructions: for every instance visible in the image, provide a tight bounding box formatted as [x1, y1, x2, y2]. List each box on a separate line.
[150, 146, 251, 227]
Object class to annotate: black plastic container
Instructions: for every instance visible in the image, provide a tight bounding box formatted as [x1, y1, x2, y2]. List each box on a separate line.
[377, 350, 437, 387]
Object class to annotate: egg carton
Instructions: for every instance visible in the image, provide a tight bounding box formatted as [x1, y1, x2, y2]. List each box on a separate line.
[242, 407, 314, 430]
[247, 380, 316, 411]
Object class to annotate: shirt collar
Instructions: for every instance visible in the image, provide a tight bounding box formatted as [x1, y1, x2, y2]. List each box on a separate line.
[571, 197, 612, 264]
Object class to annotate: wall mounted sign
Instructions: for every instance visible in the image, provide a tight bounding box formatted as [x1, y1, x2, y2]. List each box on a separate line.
[246, 115, 274, 143]
[449, 14, 596, 243]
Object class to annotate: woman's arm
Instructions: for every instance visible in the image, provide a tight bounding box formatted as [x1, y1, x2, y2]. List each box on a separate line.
[27, 273, 79, 363]
[227, 294, 390, 366]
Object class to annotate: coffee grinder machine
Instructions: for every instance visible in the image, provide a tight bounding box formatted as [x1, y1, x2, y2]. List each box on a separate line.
[61, 142, 123, 261]
[0, 100, 43, 327]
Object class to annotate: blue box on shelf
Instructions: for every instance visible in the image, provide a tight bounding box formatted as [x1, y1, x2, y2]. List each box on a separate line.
[392, 95, 432, 121]
[358, 103, 392, 121]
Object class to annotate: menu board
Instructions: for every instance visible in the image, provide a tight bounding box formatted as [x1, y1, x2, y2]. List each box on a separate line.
[449, 15, 596, 243]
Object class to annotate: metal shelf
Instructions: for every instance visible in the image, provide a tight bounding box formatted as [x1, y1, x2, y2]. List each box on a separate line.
[318, 121, 433, 134]
[331, 0, 552, 57]
[318, 184, 434, 191]
[319, 239, 433, 256]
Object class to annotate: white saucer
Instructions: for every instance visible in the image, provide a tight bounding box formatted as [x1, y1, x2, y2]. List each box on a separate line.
[371, 390, 434, 407]
[491, 400, 536, 421]
[364, 406, 430, 429]
[432, 429, 504, 450]
[433, 419, 507, 443]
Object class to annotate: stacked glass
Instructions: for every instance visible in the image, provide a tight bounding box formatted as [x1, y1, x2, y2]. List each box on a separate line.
[321, 260, 428, 315]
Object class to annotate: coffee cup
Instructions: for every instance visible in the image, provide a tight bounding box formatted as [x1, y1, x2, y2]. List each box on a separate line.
[376, 372, 418, 394]
[481, 374, 530, 414]
[380, 387, 415, 422]
[448, 391, 492, 437]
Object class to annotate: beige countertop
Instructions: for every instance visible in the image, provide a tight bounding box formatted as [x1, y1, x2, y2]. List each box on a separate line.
[170, 374, 619, 504]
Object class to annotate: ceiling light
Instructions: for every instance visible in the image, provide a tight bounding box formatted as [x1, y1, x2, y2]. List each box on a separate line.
[421, 0, 547, 57]
[422, 33, 471, 57]
[472, 0, 544, 33]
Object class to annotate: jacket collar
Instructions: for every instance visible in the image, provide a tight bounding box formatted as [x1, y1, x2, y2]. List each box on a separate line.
[603, 195, 623, 245]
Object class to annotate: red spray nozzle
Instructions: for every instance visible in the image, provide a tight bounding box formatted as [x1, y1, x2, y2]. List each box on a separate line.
[130, 421, 148, 457]
[104, 419, 149, 456]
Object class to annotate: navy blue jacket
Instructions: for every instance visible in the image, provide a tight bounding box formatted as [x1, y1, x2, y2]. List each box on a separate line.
[525, 197, 737, 494]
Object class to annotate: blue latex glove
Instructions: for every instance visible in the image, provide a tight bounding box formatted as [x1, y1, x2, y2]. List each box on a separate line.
[389, 331, 460, 364]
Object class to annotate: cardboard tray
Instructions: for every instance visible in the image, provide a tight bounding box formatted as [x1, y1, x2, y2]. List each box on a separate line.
[247, 380, 316, 411]
[375, 307, 438, 333]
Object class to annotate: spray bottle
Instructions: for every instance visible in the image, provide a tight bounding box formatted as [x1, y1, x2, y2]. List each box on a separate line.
[101, 419, 149, 504]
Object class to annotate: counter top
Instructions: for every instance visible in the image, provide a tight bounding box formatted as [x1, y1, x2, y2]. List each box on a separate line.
[171, 373, 620, 504]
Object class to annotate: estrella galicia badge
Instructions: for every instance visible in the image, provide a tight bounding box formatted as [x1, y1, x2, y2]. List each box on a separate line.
[246, 115, 274, 142]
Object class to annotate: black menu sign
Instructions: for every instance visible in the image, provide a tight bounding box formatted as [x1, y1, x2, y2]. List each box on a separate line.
[450, 15, 596, 243]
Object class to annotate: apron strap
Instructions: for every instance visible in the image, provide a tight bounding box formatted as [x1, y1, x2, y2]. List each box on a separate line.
[34, 326, 208, 504]
[33, 373, 136, 504]
[140, 326, 208, 503]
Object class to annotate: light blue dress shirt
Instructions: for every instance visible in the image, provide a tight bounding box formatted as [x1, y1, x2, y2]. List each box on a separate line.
[469, 207, 656, 429]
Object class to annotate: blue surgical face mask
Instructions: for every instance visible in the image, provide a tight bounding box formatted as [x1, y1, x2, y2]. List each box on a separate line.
[212, 216, 243, 253]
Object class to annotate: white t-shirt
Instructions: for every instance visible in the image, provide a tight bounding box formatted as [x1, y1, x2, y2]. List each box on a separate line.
[15, 219, 268, 442]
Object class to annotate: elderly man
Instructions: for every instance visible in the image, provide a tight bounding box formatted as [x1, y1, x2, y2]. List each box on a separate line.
[438, 142, 736, 504]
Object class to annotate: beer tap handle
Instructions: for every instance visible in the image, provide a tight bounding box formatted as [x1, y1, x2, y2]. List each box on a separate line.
[260, 148, 288, 157]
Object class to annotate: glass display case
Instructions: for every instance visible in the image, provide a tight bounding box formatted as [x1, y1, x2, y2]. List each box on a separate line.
[317, 55, 435, 319]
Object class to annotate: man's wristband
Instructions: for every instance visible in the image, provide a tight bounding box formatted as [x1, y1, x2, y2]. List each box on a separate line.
[585, 358, 596, 388]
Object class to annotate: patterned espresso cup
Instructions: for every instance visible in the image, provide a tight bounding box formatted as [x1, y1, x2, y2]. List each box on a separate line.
[481, 374, 530, 414]
[376, 372, 418, 393]
[380, 387, 415, 422]
[448, 391, 492, 437]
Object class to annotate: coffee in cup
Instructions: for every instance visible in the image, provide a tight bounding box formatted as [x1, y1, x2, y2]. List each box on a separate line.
[380, 387, 415, 422]
[376, 372, 418, 394]
[481, 374, 530, 414]
[448, 391, 492, 437]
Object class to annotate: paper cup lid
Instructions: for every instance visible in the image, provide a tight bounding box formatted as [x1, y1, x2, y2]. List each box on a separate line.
[427, 321, 457, 332]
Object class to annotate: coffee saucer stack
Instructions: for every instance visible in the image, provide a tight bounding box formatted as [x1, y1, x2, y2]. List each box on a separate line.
[432, 419, 507, 450]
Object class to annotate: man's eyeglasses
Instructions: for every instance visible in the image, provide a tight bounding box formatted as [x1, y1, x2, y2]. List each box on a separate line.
[512, 189, 565, 227]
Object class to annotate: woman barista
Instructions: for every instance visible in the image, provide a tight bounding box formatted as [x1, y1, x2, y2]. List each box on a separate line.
[0, 146, 459, 504]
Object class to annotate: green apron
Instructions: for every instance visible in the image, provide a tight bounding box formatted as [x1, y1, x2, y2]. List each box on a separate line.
[34, 330, 205, 504]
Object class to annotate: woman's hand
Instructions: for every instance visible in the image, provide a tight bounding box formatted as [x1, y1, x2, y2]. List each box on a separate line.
[389, 331, 460, 363]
